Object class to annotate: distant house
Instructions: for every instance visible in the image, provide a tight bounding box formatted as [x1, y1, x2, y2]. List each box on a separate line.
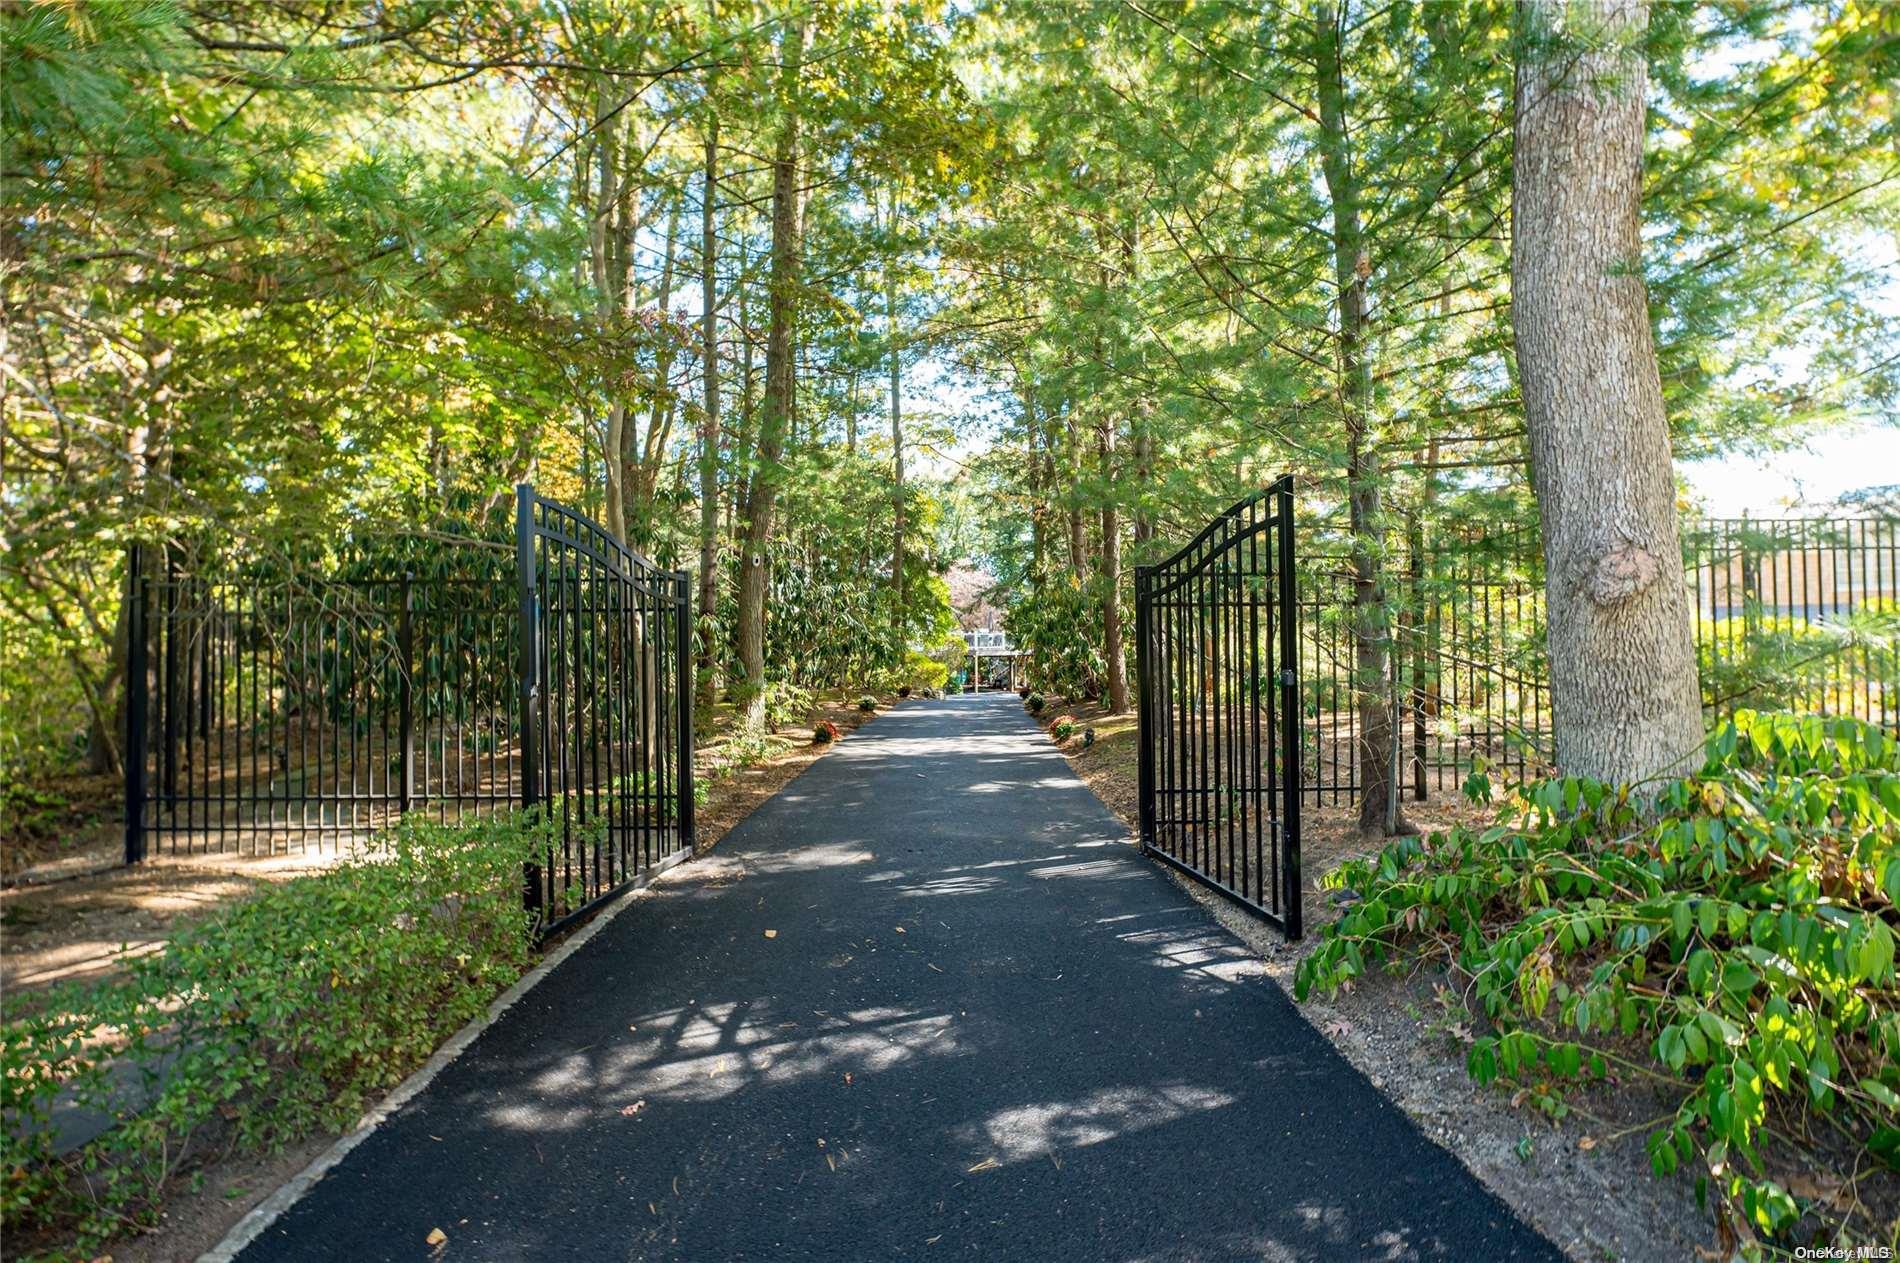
[943, 563, 1021, 691]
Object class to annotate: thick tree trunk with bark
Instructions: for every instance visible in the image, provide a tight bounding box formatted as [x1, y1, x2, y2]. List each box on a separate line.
[1099, 416, 1128, 713]
[1316, 5, 1407, 837]
[1513, 0, 1703, 786]
[1065, 404, 1087, 577]
[887, 187, 905, 631]
[696, 121, 721, 710]
[735, 17, 806, 733]
[1026, 387, 1046, 578]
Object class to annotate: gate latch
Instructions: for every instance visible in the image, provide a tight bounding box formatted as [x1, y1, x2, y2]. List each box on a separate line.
[1279, 669, 1297, 687]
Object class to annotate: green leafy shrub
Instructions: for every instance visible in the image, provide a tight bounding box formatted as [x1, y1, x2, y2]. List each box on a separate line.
[812, 719, 840, 744]
[1082, 726, 1096, 749]
[1, 813, 550, 1257]
[707, 729, 792, 778]
[865, 648, 951, 698]
[763, 679, 815, 733]
[1052, 716, 1076, 741]
[857, 696, 877, 713]
[1296, 711, 1899, 1245]
[1026, 692, 1046, 715]
[1005, 579, 1107, 699]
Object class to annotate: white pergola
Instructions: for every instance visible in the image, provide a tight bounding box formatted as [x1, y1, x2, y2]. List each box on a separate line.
[961, 629, 1022, 693]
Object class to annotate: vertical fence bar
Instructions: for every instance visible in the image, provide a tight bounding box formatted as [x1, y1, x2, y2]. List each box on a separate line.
[515, 485, 542, 917]
[399, 573, 415, 815]
[124, 544, 149, 866]
[1276, 478, 1303, 940]
[675, 570, 696, 850]
[1135, 565, 1155, 851]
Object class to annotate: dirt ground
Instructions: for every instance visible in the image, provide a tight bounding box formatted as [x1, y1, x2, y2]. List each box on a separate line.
[1027, 692, 1716, 1261]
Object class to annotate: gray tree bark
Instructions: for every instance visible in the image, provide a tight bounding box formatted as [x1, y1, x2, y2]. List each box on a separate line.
[1513, 0, 1704, 787]
[1099, 414, 1128, 714]
[735, 16, 806, 733]
[887, 185, 906, 632]
[1315, 5, 1407, 836]
[696, 120, 721, 710]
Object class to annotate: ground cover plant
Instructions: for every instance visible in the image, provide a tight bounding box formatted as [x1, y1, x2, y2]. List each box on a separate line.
[1296, 711, 1899, 1251]
[0, 814, 552, 1259]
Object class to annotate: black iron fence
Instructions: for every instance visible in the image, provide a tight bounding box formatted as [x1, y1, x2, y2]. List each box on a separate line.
[1296, 525, 1548, 807]
[1291, 514, 1897, 807]
[1135, 477, 1302, 936]
[123, 485, 694, 936]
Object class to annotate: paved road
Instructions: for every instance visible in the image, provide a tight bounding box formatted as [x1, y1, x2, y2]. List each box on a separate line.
[239, 693, 1560, 1262]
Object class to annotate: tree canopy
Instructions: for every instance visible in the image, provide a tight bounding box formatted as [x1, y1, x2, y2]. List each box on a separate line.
[3, 0, 1894, 789]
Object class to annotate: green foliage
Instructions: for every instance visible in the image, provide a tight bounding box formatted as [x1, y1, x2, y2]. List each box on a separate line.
[764, 680, 817, 734]
[1698, 600, 1898, 718]
[1052, 716, 1076, 741]
[1005, 580, 1104, 701]
[812, 719, 840, 744]
[0, 814, 549, 1256]
[1025, 691, 1046, 715]
[857, 696, 878, 713]
[1296, 711, 1900, 1245]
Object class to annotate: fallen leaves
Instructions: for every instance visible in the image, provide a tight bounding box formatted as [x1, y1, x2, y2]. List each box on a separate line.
[764, 929, 778, 939]
[966, 1156, 1000, 1173]
[620, 1100, 646, 1117]
[425, 1226, 448, 1249]
[1577, 1135, 1596, 1151]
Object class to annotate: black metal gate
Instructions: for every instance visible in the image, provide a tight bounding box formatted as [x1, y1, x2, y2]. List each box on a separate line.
[123, 485, 693, 935]
[1135, 477, 1302, 937]
[516, 487, 694, 934]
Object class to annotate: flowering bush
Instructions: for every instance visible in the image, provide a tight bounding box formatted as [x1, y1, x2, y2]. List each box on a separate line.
[812, 719, 840, 744]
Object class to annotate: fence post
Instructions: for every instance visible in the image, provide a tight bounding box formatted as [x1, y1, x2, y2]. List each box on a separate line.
[515, 485, 542, 916]
[1134, 564, 1155, 852]
[674, 571, 696, 849]
[1407, 531, 1427, 801]
[398, 573, 415, 815]
[1274, 477, 1303, 940]
[160, 550, 177, 808]
[124, 544, 148, 866]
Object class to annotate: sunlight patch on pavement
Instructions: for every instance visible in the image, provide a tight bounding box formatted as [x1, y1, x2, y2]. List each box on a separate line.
[958, 1083, 1236, 1165]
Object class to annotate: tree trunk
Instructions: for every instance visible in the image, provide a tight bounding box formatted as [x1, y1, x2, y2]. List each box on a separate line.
[735, 16, 806, 733]
[1026, 387, 1046, 579]
[696, 119, 721, 710]
[887, 186, 906, 632]
[629, 196, 683, 543]
[1099, 417, 1129, 713]
[589, 78, 629, 543]
[1513, 0, 1703, 787]
[1316, 4, 1407, 837]
[1065, 404, 1087, 577]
